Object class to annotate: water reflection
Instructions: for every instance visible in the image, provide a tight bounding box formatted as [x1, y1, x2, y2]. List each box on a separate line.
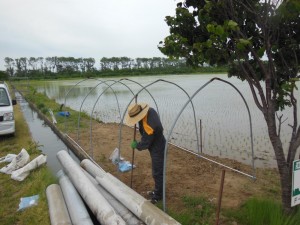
[37, 85, 98, 99]
[17, 92, 79, 174]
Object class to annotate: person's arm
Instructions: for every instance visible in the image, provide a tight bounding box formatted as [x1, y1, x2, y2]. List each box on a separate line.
[136, 132, 154, 150]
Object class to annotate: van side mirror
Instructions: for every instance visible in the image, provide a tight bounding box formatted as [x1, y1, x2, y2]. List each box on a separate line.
[12, 99, 17, 105]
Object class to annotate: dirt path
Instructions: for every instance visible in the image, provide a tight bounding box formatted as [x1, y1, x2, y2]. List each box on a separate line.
[69, 121, 280, 211]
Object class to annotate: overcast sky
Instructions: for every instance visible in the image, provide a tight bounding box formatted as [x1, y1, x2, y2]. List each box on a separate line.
[0, 0, 178, 70]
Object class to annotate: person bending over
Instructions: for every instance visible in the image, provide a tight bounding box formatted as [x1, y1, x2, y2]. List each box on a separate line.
[125, 103, 166, 204]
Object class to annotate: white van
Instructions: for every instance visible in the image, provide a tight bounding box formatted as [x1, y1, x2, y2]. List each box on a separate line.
[0, 82, 16, 135]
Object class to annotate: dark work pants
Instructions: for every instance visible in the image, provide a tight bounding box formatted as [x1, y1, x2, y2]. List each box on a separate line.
[149, 139, 166, 198]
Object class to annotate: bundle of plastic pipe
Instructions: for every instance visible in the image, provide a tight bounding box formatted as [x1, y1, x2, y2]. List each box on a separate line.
[57, 170, 94, 225]
[82, 168, 144, 225]
[56, 150, 126, 225]
[81, 159, 181, 225]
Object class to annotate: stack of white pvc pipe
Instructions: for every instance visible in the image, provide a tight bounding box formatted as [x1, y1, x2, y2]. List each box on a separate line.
[56, 150, 126, 225]
[47, 150, 181, 225]
[82, 169, 143, 225]
[81, 159, 181, 225]
[57, 170, 94, 225]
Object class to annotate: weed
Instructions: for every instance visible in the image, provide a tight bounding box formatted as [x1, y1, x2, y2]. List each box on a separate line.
[26, 141, 43, 155]
[168, 195, 215, 225]
[226, 197, 300, 225]
[37, 102, 45, 109]
[41, 107, 48, 114]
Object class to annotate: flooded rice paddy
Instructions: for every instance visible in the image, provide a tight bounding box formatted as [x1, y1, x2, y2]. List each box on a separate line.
[35, 74, 300, 168]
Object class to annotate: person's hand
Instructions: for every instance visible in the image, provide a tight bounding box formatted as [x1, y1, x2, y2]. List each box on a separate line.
[131, 140, 137, 149]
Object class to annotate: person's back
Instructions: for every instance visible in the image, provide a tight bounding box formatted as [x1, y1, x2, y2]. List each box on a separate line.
[137, 107, 165, 151]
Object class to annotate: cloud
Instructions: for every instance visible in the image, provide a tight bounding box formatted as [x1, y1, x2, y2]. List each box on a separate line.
[0, 0, 177, 70]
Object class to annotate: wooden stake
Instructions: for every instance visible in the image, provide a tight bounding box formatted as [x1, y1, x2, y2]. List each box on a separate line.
[215, 169, 226, 225]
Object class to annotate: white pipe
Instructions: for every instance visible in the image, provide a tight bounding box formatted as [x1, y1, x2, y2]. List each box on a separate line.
[46, 184, 72, 225]
[56, 150, 126, 225]
[81, 159, 181, 225]
[82, 168, 144, 225]
[99, 173, 181, 225]
[57, 170, 94, 225]
[81, 159, 106, 177]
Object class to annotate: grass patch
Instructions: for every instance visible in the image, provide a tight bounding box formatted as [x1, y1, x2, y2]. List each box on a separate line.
[226, 198, 300, 225]
[17, 84, 92, 134]
[0, 98, 56, 225]
[167, 195, 215, 225]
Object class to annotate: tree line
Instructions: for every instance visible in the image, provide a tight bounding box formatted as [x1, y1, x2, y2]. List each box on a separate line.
[3, 56, 205, 78]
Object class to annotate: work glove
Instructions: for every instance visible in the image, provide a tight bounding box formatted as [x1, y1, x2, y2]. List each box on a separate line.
[131, 140, 138, 149]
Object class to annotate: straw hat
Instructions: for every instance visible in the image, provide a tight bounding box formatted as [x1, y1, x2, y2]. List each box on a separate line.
[125, 103, 149, 126]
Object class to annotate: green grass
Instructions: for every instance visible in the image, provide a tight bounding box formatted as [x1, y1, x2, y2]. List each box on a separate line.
[158, 195, 300, 225]
[165, 195, 215, 225]
[0, 166, 57, 225]
[14, 84, 91, 134]
[225, 198, 300, 225]
[0, 99, 57, 225]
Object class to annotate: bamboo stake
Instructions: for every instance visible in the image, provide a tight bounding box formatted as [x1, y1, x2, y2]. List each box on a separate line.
[215, 169, 226, 225]
[130, 95, 138, 188]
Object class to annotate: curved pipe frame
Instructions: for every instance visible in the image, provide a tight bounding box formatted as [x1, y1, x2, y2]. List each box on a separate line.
[77, 79, 121, 144]
[76, 79, 104, 142]
[118, 78, 160, 117]
[89, 80, 123, 158]
[62, 78, 161, 159]
[162, 77, 256, 211]
[63, 78, 99, 134]
[90, 78, 162, 159]
[62, 77, 255, 214]
[118, 79, 199, 162]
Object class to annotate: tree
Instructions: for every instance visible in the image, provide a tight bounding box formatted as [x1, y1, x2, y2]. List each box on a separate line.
[19, 57, 28, 75]
[4, 57, 15, 76]
[45, 57, 58, 73]
[28, 57, 38, 71]
[0, 70, 8, 80]
[159, 0, 300, 212]
[37, 57, 44, 73]
[120, 57, 132, 69]
[100, 57, 110, 71]
[83, 58, 95, 72]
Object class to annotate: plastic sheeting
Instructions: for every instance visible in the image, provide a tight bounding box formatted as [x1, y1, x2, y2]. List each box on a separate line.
[0, 148, 30, 174]
[118, 161, 135, 172]
[11, 154, 47, 181]
[0, 154, 16, 163]
[57, 111, 70, 117]
[18, 195, 39, 211]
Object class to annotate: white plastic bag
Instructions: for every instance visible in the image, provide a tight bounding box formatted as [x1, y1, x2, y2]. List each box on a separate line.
[0, 148, 30, 174]
[109, 148, 120, 165]
[0, 154, 17, 163]
[11, 154, 47, 181]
